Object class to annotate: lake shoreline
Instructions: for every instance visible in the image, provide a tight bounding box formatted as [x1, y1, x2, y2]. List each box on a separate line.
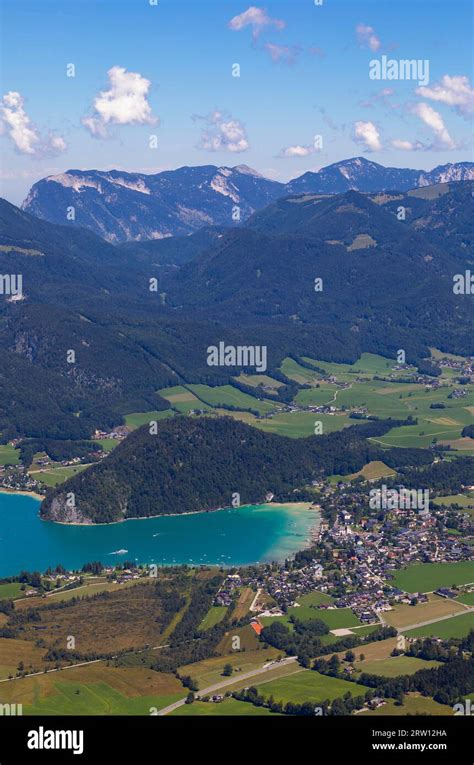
[39, 500, 316, 527]
[0, 488, 46, 501]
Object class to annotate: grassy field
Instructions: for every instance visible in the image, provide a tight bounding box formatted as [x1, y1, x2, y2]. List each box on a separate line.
[261, 606, 361, 631]
[158, 386, 213, 414]
[235, 374, 283, 391]
[0, 582, 24, 600]
[7, 578, 190, 657]
[253, 669, 364, 705]
[0, 638, 47, 680]
[0, 664, 184, 715]
[217, 624, 264, 654]
[177, 648, 280, 690]
[361, 693, 453, 716]
[14, 578, 146, 610]
[253, 411, 356, 438]
[389, 561, 474, 592]
[0, 444, 19, 465]
[433, 494, 474, 508]
[296, 591, 334, 607]
[32, 463, 91, 487]
[124, 410, 174, 429]
[456, 591, 474, 606]
[230, 587, 255, 620]
[383, 595, 466, 629]
[171, 698, 279, 716]
[188, 384, 278, 415]
[346, 460, 396, 482]
[360, 656, 441, 677]
[403, 611, 474, 639]
[199, 606, 228, 631]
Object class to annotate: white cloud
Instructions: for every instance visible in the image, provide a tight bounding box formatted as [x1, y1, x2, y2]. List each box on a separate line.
[411, 102, 456, 149]
[195, 111, 249, 153]
[279, 144, 319, 158]
[82, 66, 157, 138]
[391, 139, 418, 151]
[354, 120, 382, 151]
[0, 91, 66, 157]
[228, 6, 285, 39]
[416, 75, 474, 118]
[356, 23, 381, 52]
[263, 42, 300, 64]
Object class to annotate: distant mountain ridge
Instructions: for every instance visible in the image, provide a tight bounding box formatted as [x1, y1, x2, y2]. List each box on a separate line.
[22, 157, 474, 243]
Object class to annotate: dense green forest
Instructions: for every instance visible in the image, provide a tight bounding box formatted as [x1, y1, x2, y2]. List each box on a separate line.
[41, 415, 431, 524]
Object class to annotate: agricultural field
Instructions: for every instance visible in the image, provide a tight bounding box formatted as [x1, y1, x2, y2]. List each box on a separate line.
[252, 669, 364, 705]
[433, 494, 474, 509]
[158, 386, 212, 414]
[199, 606, 228, 631]
[383, 594, 467, 629]
[177, 648, 280, 690]
[280, 357, 322, 385]
[217, 624, 264, 654]
[230, 587, 255, 620]
[361, 693, 453, 716]
[171, 698, 279, 716]
[187, 384, 278, 415]
[296, 591, 334, 607]
[335, 637, 398, 663]
[32, 463, 91, 487]
[0, 664, 184, 715]
[235, 374, 283, 392]
[359, 656, 441, 677]
[3, 579, 190, 658]
[404, 611, 474, 640]
[389, 561, 474, 593]
[0, 637, 47, 680]
[124, 410, 175, 430]
[14, 577, 146, 610]
[0, 445, 19, 465]
[0, 581, 24, 600]
[260, 606, 361, 631]
[456, 591, 474, 606]
[346, 460, 396, 482]
[252, 410, 356, 438]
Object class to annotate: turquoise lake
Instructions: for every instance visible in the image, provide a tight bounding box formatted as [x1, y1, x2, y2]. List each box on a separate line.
[0, 493, 319, 576]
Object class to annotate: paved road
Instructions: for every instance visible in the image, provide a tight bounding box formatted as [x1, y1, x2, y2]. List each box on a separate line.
[158, 656, 299, 716]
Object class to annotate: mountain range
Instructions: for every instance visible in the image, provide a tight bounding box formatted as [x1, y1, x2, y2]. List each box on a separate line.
[1, 176, 472, 444]
[22, 157, 474, 243]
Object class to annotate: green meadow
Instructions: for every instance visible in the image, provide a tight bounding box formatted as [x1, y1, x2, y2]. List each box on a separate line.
[0, 445, 19, 465]
[188, 384, 278, 415]
[124, 410, 175, 429]
[389, 561, 474, 592]
[253, 669, 364, 705]
[404, 611, 474, 640]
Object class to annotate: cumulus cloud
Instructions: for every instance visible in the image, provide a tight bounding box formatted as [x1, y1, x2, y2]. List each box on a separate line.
[359, 88, 397, 109]
[280, 144, 316, 158]
[82, 66, 157, 138]
[416, 74, 474, 118]
[411, 102, 456, 149]
[391, 139, 423, 151]
[228, 6, 285, 39]
[195, 111, 249, 153]
[0, 91, 66, 157]
[263, 42, 300, 64]
[356, 23, 381, 52]
[354, 120, 382, 151]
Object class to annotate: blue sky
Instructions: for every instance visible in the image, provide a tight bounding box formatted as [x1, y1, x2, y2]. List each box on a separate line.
[1, 0, 472, 203]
